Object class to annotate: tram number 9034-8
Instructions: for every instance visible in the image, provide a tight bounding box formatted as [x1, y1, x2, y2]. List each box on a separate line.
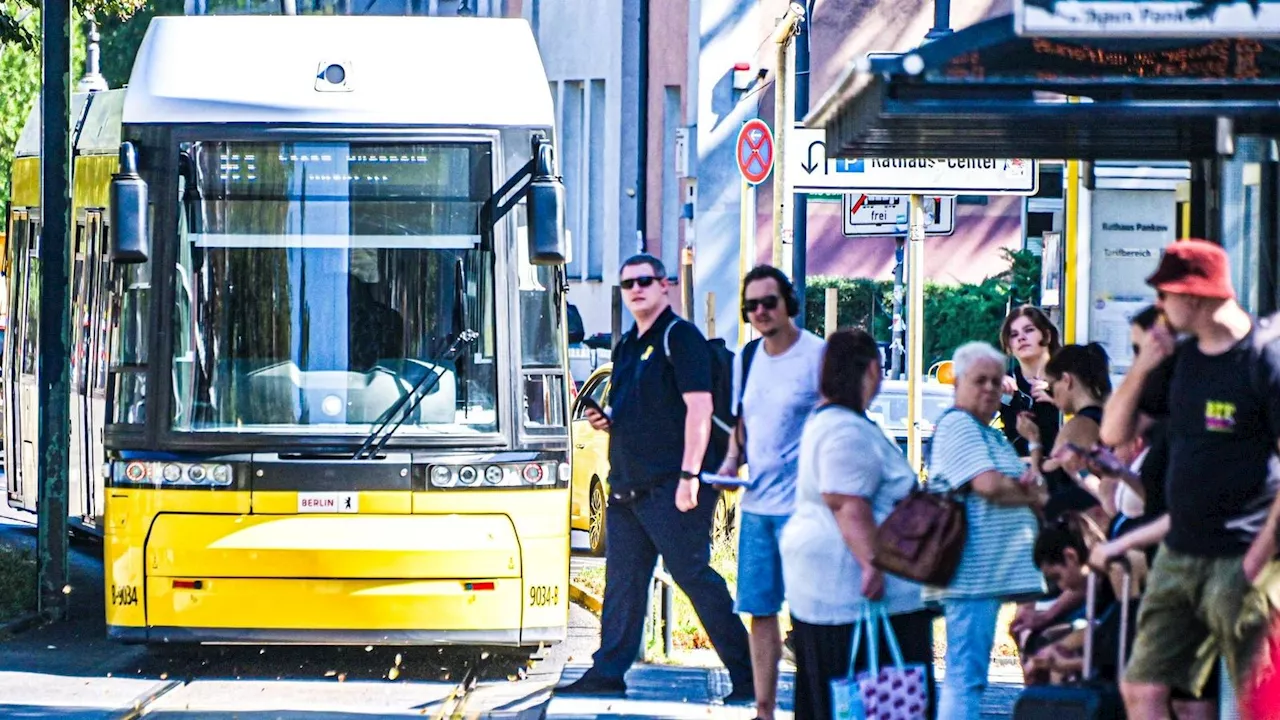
[528, 585, 559, 607]
[111, 584, 139, 606]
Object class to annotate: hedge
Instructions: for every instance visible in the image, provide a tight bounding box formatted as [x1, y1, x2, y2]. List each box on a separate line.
[802, 249, 1041, 368]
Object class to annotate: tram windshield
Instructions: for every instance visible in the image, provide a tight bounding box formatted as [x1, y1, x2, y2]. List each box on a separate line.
[170, 140, 499, 435]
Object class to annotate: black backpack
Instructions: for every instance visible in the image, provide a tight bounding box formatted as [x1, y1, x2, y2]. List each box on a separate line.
[662, 320, 738, 472]
[735, 338, 762, 464]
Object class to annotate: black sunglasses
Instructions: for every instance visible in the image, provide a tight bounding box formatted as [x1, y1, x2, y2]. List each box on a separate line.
[744, 295, 781, 314]
[620, 276, 659, 290]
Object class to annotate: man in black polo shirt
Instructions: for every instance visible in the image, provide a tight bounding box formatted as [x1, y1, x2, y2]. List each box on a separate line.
[556, 254, 753, 702]
[1099, 240, 1280, 717]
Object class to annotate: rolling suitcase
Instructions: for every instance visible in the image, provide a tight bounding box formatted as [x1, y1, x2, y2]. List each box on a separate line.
[1012, 563, 1132, 719]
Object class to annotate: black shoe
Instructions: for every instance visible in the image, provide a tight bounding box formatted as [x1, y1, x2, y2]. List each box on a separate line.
[722, 685, 756, 706]
[554, 674, 627, 697]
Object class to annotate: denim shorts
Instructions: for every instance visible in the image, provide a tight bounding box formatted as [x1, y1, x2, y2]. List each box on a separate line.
[734, 511, 789, 616]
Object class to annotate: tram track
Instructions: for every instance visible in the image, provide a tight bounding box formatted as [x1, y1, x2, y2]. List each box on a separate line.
[432, 662, 481, 720]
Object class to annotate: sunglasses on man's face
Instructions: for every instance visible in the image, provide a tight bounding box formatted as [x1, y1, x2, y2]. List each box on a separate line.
[620, 276, 659, 290]
[744, 295, 781, 314]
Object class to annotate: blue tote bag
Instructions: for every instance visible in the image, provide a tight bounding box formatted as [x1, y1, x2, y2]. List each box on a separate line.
[830, 604, 928, 720]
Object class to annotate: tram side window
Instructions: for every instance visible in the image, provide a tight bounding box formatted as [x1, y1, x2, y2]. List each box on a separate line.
[515, 204, 567, 436]
[110, 212, 152, 425]
[92, 220, 111, 390]
[7, 213, 28, 378]
[71, 223, 86, 392]
[20, 222, 40, 376]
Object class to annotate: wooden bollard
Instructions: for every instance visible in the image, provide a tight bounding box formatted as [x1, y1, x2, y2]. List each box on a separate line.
[824, 287, 838, 338]
[706, 292, 717, 339]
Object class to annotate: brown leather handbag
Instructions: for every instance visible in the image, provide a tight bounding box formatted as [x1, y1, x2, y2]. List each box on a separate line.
[873, 485, 968, 586]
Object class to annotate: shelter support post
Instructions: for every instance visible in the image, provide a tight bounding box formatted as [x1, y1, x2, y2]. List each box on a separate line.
[37, 0, 73, 621]
[906, 195, 926, 475]
[1190, 158, 1223, 244]
[1260, 143, 1279, 316]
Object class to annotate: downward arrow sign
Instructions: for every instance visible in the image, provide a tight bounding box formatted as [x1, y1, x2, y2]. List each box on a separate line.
[801, 140, 825, 174]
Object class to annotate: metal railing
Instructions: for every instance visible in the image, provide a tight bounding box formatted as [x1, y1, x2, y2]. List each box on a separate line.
[646, 560, 675, 658]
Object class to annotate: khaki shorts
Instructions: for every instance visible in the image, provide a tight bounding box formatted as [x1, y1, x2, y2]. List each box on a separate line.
[1125, 545, 1280, 698]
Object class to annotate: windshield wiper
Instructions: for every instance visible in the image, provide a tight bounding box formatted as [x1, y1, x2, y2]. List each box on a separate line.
[352, 329, 479, 460]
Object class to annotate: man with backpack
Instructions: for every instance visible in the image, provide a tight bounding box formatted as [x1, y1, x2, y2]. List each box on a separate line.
[716, 264, 824, 720]
[555, 254, 754, 702]
[1098, 240, 1280, 717]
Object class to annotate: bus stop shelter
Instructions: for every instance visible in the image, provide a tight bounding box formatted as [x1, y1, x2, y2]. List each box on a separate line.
[805, 12, 1280, 314]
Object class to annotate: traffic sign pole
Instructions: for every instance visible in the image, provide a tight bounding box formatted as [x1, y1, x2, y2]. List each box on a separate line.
[791, 1, 810, 327]
[769, 4, 804, 270]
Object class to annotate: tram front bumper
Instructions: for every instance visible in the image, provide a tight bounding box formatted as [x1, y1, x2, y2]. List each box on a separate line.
[126, 513, 543, 644]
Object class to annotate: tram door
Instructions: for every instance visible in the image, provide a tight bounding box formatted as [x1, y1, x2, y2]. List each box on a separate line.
[3, 210, 27, 505]
[10, 213, 40, 511]
[71, 212, 108, 525]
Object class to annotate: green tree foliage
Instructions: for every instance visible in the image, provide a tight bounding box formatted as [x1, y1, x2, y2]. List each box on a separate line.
[804, 248, 1045, 368]
[0, 8, 89, 208]
[98, 0, 181, 88]
[1, 0, 146, 49]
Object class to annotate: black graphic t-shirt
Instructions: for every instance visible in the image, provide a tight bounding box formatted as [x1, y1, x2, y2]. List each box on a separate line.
[1140, 330, 1280, 556]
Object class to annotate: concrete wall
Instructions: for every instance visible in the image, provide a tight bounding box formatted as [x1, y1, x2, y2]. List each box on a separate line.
[528, 0, 635, 336]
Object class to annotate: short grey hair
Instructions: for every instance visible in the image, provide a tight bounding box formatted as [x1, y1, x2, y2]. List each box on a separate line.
[952, 341, 1006, 381]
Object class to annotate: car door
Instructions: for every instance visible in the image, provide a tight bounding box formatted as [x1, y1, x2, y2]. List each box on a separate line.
[569, 369, 610, 531]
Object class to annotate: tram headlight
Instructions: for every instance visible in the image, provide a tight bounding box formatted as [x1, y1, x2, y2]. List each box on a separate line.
[123, 462, 148, 484]
[429, 465, 453, 488]
[211, 464, 232, 486]
[521, 463, 544, 485]
[162, 464, 183, 483]
[484, 465, 503, 485]
[187, 465, 207, 483]
[457, 466, 478, 485]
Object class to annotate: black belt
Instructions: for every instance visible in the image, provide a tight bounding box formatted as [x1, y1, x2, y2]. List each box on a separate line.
[608, 486, 653, 505]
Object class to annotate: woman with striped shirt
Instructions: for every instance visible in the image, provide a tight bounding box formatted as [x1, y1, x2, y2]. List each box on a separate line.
[925, 342, 1048, 719]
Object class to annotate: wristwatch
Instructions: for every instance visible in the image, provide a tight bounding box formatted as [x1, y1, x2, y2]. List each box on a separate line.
[679, 470, 698, 481]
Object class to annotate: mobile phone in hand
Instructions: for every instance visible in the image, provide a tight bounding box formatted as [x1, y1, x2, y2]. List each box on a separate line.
[1086, 446, 1128, 477]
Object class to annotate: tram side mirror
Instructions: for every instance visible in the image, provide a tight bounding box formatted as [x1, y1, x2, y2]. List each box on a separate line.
[526, 143, 566, 266]
[109, 142, 149, 264]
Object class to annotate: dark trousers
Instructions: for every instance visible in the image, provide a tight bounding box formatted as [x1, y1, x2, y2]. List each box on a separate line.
[791, 610, 937, 720]
[588, 479, 753, 688]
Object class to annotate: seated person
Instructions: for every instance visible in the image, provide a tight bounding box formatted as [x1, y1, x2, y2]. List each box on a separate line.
[1022, 516, 1141, 686]
[1011, 511, 1107, 656]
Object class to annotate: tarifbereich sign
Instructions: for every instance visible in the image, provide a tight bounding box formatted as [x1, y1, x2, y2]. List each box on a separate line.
[1015, 0, 1280, 38]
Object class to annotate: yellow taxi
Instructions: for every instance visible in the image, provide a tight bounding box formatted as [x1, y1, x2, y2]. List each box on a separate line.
[570, 363, 738, 556]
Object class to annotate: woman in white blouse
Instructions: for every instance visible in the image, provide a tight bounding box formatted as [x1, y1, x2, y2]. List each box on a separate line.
[924, 342, 1048, 719]
[779, 329, 935, 720]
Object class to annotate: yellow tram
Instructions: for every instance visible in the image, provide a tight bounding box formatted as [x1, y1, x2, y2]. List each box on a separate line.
[5, 14, 574, 652]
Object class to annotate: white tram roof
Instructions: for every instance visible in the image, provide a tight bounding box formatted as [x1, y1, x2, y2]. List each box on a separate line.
[122, 15, 554, 128]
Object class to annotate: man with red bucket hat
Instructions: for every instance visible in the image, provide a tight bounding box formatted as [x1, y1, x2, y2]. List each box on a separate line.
[1098, 239, 1280, 718]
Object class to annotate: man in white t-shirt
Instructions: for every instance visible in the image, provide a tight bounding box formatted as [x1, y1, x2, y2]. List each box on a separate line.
[717, 265, 824, 720]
